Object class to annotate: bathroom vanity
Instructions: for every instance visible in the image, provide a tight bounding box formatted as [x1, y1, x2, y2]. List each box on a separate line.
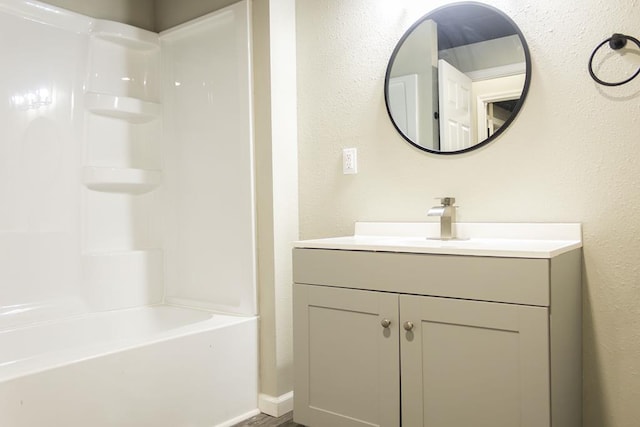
[292, 223, 582, 427]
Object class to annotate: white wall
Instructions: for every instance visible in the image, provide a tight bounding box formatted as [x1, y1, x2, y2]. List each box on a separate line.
[296, 0, 640, 425]
[389, 19, 438, 150]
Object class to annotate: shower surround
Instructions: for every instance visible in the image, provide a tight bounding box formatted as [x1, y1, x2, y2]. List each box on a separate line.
[0, 0, 258, 426]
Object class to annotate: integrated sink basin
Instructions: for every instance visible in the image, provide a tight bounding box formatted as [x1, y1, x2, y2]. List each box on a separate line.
[294, 222, 583, 258]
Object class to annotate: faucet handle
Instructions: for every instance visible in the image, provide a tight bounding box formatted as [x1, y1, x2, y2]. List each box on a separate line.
[435, 197, 456, 206]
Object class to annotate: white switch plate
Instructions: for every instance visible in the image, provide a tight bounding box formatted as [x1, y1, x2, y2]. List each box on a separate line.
[343, 148, 357, 174]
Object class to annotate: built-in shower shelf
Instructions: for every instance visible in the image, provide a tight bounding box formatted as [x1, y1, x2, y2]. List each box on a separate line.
[89, 19, 160, 51]
[85, 92, 160, 123]
[83, 166, 162, 194]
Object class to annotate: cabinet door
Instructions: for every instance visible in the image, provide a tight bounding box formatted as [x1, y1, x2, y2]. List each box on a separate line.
[400, 295, 550, 427]
[293, 284, 400, 427]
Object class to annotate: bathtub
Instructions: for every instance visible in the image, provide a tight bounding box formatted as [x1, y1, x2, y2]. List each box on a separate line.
[0, 305, 259, 427]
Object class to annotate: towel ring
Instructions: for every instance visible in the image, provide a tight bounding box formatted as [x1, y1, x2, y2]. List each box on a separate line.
[588, 33, 640, 87]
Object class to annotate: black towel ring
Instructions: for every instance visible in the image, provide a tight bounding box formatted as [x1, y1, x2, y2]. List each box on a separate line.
[588, 33, 640, 87]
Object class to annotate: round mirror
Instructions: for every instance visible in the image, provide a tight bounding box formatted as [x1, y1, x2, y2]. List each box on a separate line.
[384, 2, 531, 154]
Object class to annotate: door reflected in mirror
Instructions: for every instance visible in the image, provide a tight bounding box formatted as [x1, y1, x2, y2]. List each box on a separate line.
[384, 2, 531, 154]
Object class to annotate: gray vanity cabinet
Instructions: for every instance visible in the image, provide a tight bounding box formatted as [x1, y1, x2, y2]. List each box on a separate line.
[293, 284, 400, 427]
[292, 248, 582, 427]
[400, 295, 549, 427]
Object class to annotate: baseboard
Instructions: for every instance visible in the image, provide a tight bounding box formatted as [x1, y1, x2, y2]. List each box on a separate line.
[258, 391, 294, 417]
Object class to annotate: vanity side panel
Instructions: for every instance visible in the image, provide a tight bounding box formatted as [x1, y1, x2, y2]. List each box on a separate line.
[293, 249, 549, 306]
[549, 249, 582, 427]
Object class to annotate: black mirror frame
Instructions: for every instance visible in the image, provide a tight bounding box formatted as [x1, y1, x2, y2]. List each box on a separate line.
[384, 1, 532, 155]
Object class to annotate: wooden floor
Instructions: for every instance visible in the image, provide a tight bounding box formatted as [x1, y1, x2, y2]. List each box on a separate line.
[231, 411, 303, 427]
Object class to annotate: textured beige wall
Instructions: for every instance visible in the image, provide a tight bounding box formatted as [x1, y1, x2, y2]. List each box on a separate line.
[254, 0, 298, 404]
[297, 0, 640, 426]
[39, 0, 154, 30]
[252, 0, 278, 402]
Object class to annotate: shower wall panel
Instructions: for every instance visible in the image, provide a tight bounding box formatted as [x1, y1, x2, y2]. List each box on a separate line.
[81, 20, 164, 311]
[0, 0, 257, 328]
[161, 1, 257, 316]
[0, 4, 87, 327]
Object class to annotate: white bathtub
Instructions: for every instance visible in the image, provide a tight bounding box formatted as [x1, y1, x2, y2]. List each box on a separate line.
[0, 305, 259, 427]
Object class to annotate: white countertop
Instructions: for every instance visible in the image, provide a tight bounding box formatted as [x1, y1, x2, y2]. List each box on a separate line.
[294, 222, 583, 259]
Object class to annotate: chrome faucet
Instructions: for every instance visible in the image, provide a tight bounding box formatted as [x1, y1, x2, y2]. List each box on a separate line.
[427, 197, 457, 240]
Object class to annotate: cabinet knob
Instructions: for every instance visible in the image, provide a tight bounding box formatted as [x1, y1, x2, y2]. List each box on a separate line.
[380, 319, 392, 328]
[403, 321, 414, 331]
